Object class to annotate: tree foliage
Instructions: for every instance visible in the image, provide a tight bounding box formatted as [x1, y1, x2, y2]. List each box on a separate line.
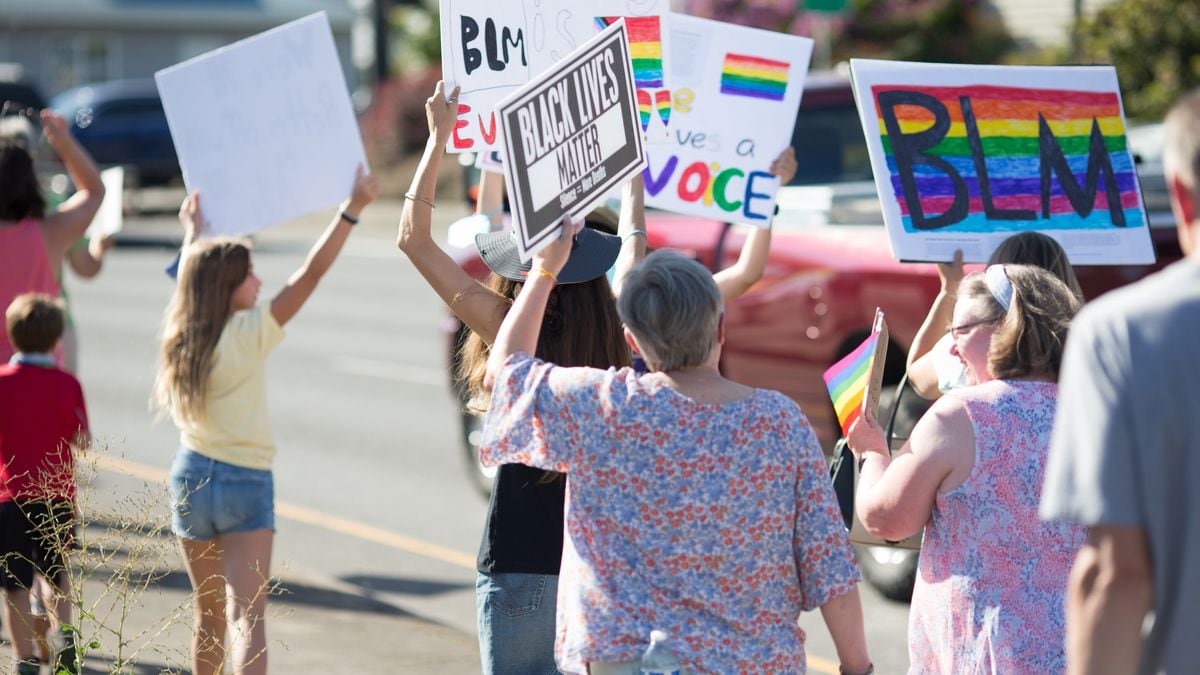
[1076, 0, 1200, 121]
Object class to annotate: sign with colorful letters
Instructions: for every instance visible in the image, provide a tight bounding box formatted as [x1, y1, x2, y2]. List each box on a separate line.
[439, 0, 671, 152]
[642, 14, 812, 226]
[850, 59, 1156, 264]
[498, 20, 645, 261]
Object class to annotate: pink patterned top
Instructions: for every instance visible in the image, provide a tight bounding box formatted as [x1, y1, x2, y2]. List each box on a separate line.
[482, 353, 860, 675]
[909, 380, 1087, 674]
[0, 218, 60, 363]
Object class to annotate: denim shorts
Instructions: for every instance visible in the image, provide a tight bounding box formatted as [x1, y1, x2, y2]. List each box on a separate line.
[169, 449, 274, 540]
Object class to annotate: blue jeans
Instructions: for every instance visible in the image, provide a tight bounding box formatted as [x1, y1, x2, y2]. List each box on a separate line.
[169, 449, 274, 540]
[476, 572, 559, 674]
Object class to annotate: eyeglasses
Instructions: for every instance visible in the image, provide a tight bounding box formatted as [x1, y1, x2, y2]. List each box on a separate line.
[949, 318, 997, 340]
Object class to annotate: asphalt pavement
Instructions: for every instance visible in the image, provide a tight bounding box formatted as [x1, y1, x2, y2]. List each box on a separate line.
[6, 194, 910, 673]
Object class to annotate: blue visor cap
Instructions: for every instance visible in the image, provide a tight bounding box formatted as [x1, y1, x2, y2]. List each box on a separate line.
[474, 226, 621, 285]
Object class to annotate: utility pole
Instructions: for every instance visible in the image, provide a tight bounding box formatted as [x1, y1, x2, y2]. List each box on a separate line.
[374, 0, 391, 82]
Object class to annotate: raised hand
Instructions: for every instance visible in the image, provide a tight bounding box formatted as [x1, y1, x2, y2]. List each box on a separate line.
[39, 110, 71, 148]
[346, 164, 380, 214]
[178, 191, 205, 245]
[769, 147, 798, 185]
[426, 81, 462, 146]
[938, 249, 965, 295]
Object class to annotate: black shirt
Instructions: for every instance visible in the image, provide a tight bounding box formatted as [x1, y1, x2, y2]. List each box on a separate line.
[476, 463, 565, 575]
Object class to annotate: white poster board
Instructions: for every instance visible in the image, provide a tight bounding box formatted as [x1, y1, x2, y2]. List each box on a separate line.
[498, 20, 645, 260]
[155, 12, 367, 236]
[850, 59, 1156, 264]
[642, 14, 812, 227]
[86, 166, 125, 238]
[439, 0, 670, 152]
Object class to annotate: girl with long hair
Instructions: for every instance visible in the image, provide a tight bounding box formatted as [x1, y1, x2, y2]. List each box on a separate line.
[153, 167, 378, 675]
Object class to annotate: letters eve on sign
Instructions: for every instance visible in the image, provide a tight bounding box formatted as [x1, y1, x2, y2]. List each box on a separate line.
[155, 12, 367, 236]
[851, 59, 1155, 265]
[498, 19, 646, 261]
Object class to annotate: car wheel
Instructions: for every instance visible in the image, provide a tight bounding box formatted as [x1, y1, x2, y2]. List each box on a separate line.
[856, 545, 917, 602]
[460, 410, 497, 498]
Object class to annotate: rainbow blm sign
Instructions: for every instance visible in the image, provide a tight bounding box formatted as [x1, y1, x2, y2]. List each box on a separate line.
[823, 312, 888, 437]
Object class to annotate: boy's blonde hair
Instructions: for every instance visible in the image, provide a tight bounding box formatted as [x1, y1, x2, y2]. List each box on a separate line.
[152, 238, 251, 423]
[6, 293, 65, 353]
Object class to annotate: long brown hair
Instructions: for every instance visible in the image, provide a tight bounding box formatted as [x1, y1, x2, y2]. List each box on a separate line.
[152, 239, 251, 423]
[0, 140, 46, 222]
[457, 273, 631, 414]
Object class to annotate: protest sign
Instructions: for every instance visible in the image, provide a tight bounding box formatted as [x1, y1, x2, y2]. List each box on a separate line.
[642, 14, 812, 226]
[851, 59, 1155, 264]
[439, 0, 670, 152]
[86, 166, 125, 238]
[155, 12, 367, 236]
[497, 19, 645, 260]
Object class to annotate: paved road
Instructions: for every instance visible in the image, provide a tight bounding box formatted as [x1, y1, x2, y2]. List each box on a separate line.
[64, 198, 911, 673]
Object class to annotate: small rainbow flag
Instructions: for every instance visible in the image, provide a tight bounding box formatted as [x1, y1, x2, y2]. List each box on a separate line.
[636, 89, 653, 131]
[654, 89, 671, 127]
[823, 334, 879, 436]
[721, 53, 789, 102]
[597, 16, 664, 89]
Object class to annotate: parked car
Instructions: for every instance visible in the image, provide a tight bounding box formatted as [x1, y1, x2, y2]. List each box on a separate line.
[446, 72, 1183, 602]
[50, 79, 180, 187]
[0, 63, 47, 112]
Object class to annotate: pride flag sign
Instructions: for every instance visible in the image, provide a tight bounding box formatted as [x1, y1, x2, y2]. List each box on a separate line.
[823, 312, 888, 437]
[721, 53, 789, 101]
[850, 60, 1156, 265]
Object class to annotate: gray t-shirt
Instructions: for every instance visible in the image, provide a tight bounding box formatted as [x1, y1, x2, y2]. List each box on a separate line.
[1041, 258, 1200, 674]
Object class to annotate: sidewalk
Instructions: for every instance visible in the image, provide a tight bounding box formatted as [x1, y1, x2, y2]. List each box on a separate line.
[0, 516, 481, 674]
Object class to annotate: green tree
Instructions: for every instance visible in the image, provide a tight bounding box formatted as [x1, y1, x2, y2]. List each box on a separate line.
[838, 0, 1014, 65]
[1076, 0, 1200, 121]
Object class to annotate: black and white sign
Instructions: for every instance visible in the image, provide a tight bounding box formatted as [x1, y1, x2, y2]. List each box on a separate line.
[497, 20, 646, 260]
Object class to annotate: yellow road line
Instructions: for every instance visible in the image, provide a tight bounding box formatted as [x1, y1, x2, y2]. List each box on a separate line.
[94, 454, 841, 674]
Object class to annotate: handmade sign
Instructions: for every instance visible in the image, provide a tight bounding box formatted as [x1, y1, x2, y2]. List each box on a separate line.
[642, 14, 812, 226]
[439, 0, 670, 151]
[823, 310, 888, 438]
[86, 166, 125, 238]
[497, 20, 645, 260]
[156, 12, 367, 236]
[851, 59, 1155, 264]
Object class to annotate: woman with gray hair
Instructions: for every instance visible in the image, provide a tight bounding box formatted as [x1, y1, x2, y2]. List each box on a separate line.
[848, 263, 1087, 673]
[479, 230, 872, 675]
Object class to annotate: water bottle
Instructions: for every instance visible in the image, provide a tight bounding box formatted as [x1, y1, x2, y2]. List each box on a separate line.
[640, 629, 683, 675]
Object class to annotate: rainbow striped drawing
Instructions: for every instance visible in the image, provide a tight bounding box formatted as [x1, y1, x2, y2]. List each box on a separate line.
[721, 53, 789, 101]
[823, 333, 879, 436]
[872, 84, 1144, 233]
[596, 16, 664, 89]
[636, 89, 653, 132]
[654, 89, 671, 127]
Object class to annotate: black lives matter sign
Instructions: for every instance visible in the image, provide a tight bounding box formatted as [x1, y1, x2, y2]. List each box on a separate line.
[497, 20, 645, 260]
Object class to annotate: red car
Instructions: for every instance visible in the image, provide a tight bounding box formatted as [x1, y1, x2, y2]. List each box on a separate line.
[448, 72, 1183, 599]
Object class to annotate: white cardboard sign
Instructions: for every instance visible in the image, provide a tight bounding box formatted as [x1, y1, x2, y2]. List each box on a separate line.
[155, 12, 367, 236]
[86, 166, 125, 238]
[439, 0, 671, 152]
[642, 14, 812, 227]
[850, 59, 1155, 264]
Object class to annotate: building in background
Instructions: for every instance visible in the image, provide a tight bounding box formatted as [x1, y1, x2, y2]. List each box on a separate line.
[991, 0, 1115, 49]
[0, 0, 357, 101]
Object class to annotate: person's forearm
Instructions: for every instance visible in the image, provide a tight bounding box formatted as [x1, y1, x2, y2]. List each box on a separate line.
[398, 137, 444, 252]
[1067, 546, 1152, 675]
[819, 586, 872, 674]
[68, 247, 102, 278]
[483, 272, 554, 390]
[51, 133, 104, 197]
[907, 290, 955, 369]
[476, 170, 505, 227]
[714, 224, 771, 301]
[294, 211, 355, 283]
[613, 175, 646, 297]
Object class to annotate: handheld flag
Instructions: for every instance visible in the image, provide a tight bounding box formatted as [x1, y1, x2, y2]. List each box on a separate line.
[824, 310, 889, 436]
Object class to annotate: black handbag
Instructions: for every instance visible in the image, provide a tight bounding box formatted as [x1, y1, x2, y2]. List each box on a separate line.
[828, 373, 923, 550]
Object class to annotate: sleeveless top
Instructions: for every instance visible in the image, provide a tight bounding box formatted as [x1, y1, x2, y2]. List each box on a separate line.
[0, 218, 60, 363]
[908, 380, 1087, 674]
